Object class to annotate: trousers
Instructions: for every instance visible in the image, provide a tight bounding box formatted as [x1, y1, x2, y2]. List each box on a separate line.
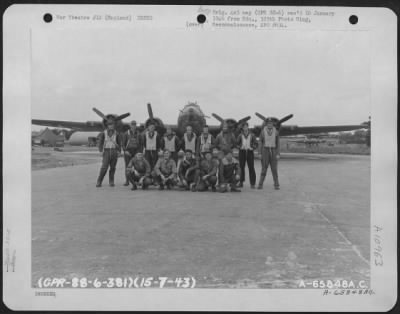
[123, 148, 140, 182]
[97, 148, 118, 184]
[260, 147, 279, 186]
[145, 150, 159, 171]
[128, 172, 152, 188]
[238, 149, 256, 186]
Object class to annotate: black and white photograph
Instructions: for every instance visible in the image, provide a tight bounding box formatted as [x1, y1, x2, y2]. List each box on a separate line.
[3, 4, 397, 311]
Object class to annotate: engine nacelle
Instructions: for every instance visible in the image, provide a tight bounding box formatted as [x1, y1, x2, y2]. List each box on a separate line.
[144, 117, 165, 133]
[101, 114, 125, 131]
[220, 118, 238, 131]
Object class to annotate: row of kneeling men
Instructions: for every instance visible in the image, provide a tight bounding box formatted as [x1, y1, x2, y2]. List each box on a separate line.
[122, 148, 240, 193]
[95, 118, 281, 191]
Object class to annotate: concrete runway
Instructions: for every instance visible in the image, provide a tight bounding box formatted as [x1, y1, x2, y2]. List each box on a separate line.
[32, 153, 370, 288]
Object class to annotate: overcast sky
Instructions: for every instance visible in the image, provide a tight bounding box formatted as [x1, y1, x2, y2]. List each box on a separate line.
[32, 28, 370, 129]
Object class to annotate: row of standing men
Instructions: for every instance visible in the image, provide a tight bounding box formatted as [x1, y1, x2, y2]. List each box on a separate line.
[96, 119, 280, 192]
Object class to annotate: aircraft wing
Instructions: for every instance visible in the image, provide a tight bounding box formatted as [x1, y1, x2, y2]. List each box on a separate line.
[32, 119, 104, 131]
[251, 124, 368, 137]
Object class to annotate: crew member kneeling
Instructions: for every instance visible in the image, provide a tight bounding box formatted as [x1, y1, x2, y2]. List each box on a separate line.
[177, 149, 198, 191]
[126, 152, 152, 190]
[197, 150, 218, 192]
[122, 120, 142, 186]
[154, 150, 177, 190]
[219, 149, 241, 192]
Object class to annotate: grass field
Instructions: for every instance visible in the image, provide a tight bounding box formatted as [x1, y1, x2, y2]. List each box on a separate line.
[280, 142, 370, 155]
[32, 146, 99, 170]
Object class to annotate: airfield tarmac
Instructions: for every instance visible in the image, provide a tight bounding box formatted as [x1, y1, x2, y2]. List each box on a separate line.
[32, 153, 370, 288]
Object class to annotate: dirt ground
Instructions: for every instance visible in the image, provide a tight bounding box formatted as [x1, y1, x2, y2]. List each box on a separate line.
[32, 153, 370, 288]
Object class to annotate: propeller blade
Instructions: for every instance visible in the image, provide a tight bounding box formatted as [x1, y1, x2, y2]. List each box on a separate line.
[115, 112, 130, 121]
[279, 114, 294, 124]
[212, 113, 224, 122]
[147, 103, 154, 120]
[255, 112, 268, 122]
[237, 116, 251, 125]
[93, 107, 107, 119]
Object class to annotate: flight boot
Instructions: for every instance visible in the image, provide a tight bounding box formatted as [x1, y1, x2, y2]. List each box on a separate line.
[231, 185, 241, 192]
[257, 174, 266, 190]
[109, 169, 116, 187]
[123, 174, 130, 186]
[96, 168, 107, 187]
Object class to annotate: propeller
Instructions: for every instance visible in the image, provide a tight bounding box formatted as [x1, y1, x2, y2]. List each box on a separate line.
[92, 107, 107, 120]
[278, 114, 294, 125]
[144, 103, 165, 131]
[237, 116, 251, 125]
[255, 112, 268, 122]
[212, 113, 224, 123]
[212, 113, 252, 133]
[147, 103, 154, 121]
[255, 112, 294, 129]
[115, 112, 130, 121]
[93, 107, 130, 131]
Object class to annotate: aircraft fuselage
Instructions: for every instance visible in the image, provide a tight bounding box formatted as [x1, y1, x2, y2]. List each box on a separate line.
[177, 103, 206, 135]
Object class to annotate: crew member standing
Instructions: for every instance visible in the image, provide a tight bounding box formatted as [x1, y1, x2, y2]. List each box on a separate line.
[142, 122, 160, 172]
[215, 123, 236, 152]
[181, 125, 197, 155]
[197, 125, 215, 155]
[258, 118, 280, 190]
[96, 119, 122, 187]
[122, 120, 142, 186]
[236, 122, 257, 188]
[161, 126, 180, 163]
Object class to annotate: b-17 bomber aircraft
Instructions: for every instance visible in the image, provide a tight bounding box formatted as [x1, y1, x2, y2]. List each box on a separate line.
[32, 102, 369, 144]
